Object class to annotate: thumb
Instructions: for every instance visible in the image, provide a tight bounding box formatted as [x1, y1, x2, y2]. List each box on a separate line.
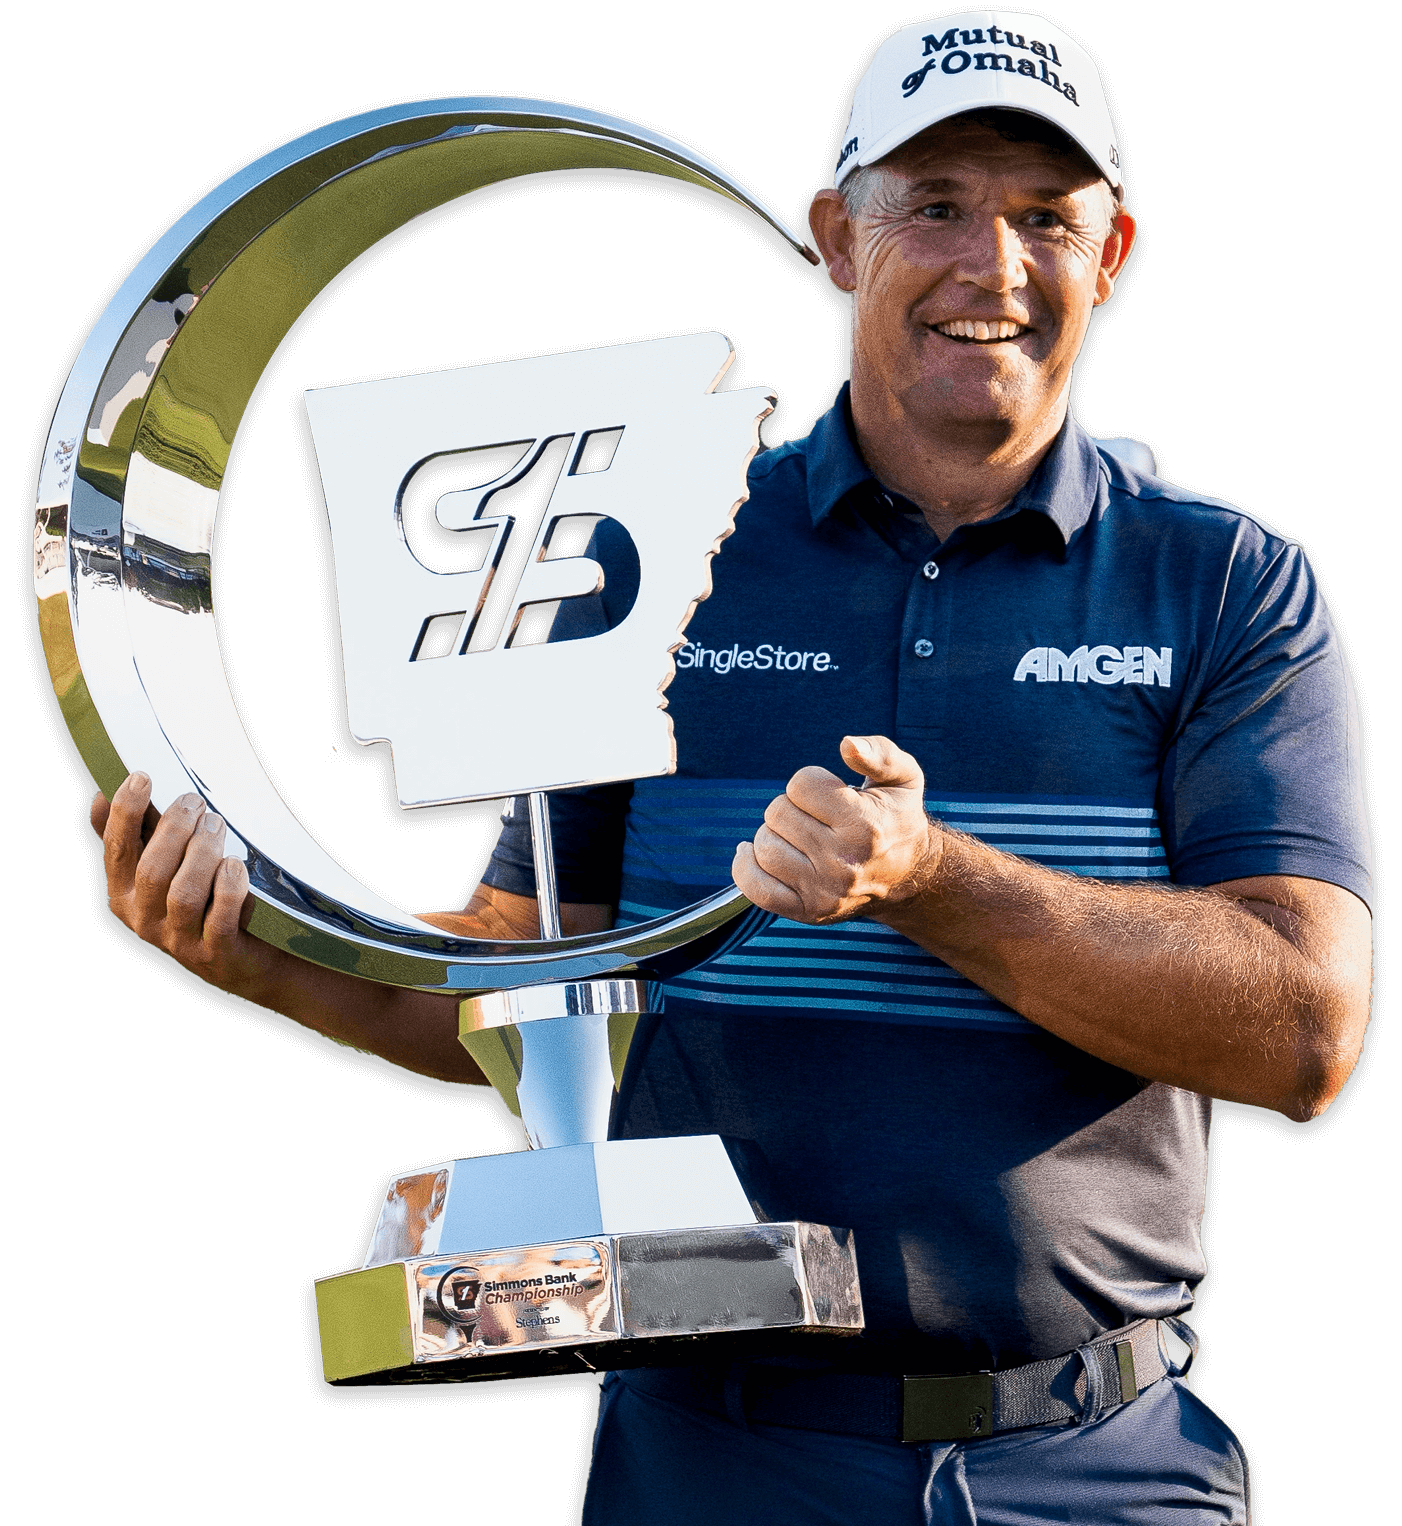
[840, 735, 924, 794]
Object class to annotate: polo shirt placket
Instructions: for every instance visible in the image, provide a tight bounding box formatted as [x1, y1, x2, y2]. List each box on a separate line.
[896, 499, 948, 751]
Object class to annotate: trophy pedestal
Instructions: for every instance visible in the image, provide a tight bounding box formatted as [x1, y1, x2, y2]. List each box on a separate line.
[316, 1220, 862, 1385]
[315, 979, 866, 1385]
[360, 1135, 762, 1267]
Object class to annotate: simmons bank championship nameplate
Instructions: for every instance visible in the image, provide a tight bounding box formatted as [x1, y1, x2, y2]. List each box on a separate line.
[36, 99, 863, 1386]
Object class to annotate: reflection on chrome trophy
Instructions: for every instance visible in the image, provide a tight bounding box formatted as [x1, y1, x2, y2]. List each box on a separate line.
[35, 98, 862, 1389]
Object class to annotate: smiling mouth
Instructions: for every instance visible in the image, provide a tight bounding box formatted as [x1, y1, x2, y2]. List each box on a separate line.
[933, 319, 1029, 343]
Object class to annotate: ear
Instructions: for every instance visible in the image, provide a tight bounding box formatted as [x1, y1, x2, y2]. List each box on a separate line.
[808, 189, 859, 293]
[1094, 209, 1137, 305]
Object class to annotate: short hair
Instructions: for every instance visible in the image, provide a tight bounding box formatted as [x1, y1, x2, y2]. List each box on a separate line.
[840, 107, 1121, 222]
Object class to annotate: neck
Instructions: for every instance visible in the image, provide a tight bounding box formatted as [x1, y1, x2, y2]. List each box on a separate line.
[848, 368, 1068, 541]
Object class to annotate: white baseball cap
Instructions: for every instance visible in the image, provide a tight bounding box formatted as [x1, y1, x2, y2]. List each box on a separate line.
[835, 12, 1123, 196]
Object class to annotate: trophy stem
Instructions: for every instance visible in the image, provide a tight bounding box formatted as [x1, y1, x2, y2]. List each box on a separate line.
[527, 791, 562, 940]
[461, 980, 662, 1148]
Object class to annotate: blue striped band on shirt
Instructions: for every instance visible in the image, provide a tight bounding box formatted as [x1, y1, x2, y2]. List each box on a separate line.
[618, 779, 1168, 1031]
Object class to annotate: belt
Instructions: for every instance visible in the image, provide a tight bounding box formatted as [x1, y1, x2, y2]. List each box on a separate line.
[621, 1317, 1191, 1444]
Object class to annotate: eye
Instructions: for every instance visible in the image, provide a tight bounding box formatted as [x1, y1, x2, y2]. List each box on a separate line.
[917, 202, 954, 221]
[1025, 209, 1063, 230]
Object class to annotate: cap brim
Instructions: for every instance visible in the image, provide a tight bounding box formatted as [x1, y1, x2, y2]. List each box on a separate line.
[847, 97, 1121, 196]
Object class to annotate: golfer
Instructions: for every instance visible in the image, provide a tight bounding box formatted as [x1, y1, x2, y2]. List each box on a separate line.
[92, 13, 1372, 1521]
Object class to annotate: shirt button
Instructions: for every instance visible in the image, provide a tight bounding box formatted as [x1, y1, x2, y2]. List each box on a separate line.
[914, 639, 934, 658]
[922, 560, 940, 581]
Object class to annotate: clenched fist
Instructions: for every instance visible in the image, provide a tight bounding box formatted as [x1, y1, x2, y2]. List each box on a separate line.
[732, 736, 939, 924]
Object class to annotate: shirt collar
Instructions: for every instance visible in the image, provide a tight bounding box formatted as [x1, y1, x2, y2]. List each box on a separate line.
[804, 383, 1102, 546]
[804, 384, 875, 526]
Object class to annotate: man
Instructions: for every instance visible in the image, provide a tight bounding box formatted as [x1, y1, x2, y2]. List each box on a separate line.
[90, 12, 1371, 1522]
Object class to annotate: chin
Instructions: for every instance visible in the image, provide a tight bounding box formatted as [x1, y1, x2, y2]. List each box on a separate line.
[905, 373, 1031, 430]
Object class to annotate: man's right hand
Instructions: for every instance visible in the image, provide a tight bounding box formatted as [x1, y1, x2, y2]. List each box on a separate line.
[86, 773, 614, 1084]
[88, 770, 478, 1079]
[91, 772, 278, 1000]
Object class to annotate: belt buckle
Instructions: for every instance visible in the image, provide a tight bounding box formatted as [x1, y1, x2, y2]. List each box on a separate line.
[901, 1371, 994, 1444]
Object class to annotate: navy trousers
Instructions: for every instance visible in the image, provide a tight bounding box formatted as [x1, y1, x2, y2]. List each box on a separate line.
[583, 1370, 1250, 1524]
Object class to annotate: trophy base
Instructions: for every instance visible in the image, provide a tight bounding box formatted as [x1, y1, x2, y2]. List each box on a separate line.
[362, 1135, 761, 1267]
[316, 1220, 863, 1386]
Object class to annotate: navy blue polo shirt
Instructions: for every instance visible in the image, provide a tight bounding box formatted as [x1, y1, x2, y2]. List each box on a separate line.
[484, 386, 1370, 1373]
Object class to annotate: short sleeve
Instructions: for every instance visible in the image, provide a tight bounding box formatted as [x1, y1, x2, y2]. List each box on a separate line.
[1160, 539, 1371, 907]
[481, 784, 633, 904]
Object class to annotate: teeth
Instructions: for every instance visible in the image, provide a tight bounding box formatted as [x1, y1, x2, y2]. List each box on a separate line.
[936, 319, 1025, 340]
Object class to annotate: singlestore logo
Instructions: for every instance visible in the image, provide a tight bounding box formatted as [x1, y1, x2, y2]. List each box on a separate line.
[1014, 645, 1172, 686]
[676, 640, 837, 675]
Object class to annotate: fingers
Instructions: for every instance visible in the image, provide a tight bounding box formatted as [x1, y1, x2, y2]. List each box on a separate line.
[781, 742, 924, 826]
[763, 793, 833, 863]
[165, 810, 228, 938]
[90, 790, 111, 839]
[93, 774, 263, 992]
[204, 856, 251, 947]
[782, 765, 853, 827]
[740, 739, 936, 924]
[238, 879, 257, 933]
[732, 841, 805, 920]
[752, 812, 860, 924]
[840, 735, 924, 794]
[102, 773, 153, 899]
[753, 821, 816, 888]
[132, 792, 207, 926]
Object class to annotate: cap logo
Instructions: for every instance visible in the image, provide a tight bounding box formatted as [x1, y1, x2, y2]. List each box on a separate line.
[835, 136, 859, 175]
[903, 27, 1077, 106]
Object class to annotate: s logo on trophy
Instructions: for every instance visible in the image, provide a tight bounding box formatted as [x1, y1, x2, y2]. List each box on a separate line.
[36, 99, 863, 1388]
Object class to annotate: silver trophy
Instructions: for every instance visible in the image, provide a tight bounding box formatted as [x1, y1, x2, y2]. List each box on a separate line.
[35, 99, 862, 1389]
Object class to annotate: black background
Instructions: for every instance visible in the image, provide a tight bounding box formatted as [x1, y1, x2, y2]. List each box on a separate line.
[19, 5, 1379, 1519]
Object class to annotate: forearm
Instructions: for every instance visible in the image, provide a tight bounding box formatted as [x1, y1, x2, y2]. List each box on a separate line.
[232, 886, 616, 1083]
[736, 738, 1371, 1119]
[93, 777, 614, 1086]
[878, 828, 1370, 1118]
[232, 942, 479, 1084]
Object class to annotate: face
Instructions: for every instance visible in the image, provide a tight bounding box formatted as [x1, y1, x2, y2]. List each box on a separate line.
[809, 119, 1135, 441]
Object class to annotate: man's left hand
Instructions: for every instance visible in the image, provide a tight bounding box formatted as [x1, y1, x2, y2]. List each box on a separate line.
[733, 735, 937, 923]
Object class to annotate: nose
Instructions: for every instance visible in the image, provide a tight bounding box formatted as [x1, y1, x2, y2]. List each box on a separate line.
[953, 216, 1027, 295]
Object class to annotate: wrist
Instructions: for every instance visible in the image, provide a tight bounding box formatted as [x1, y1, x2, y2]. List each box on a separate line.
[225, 937, 298, 1009]
[874, 817, 946, 919]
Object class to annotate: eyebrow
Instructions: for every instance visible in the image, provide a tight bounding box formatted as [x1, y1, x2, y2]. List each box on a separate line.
[902, 176, 1088, 204]
[904, 176, 962, 192]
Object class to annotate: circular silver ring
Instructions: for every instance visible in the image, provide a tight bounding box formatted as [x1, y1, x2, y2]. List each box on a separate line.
[35, 99, 810, 993]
